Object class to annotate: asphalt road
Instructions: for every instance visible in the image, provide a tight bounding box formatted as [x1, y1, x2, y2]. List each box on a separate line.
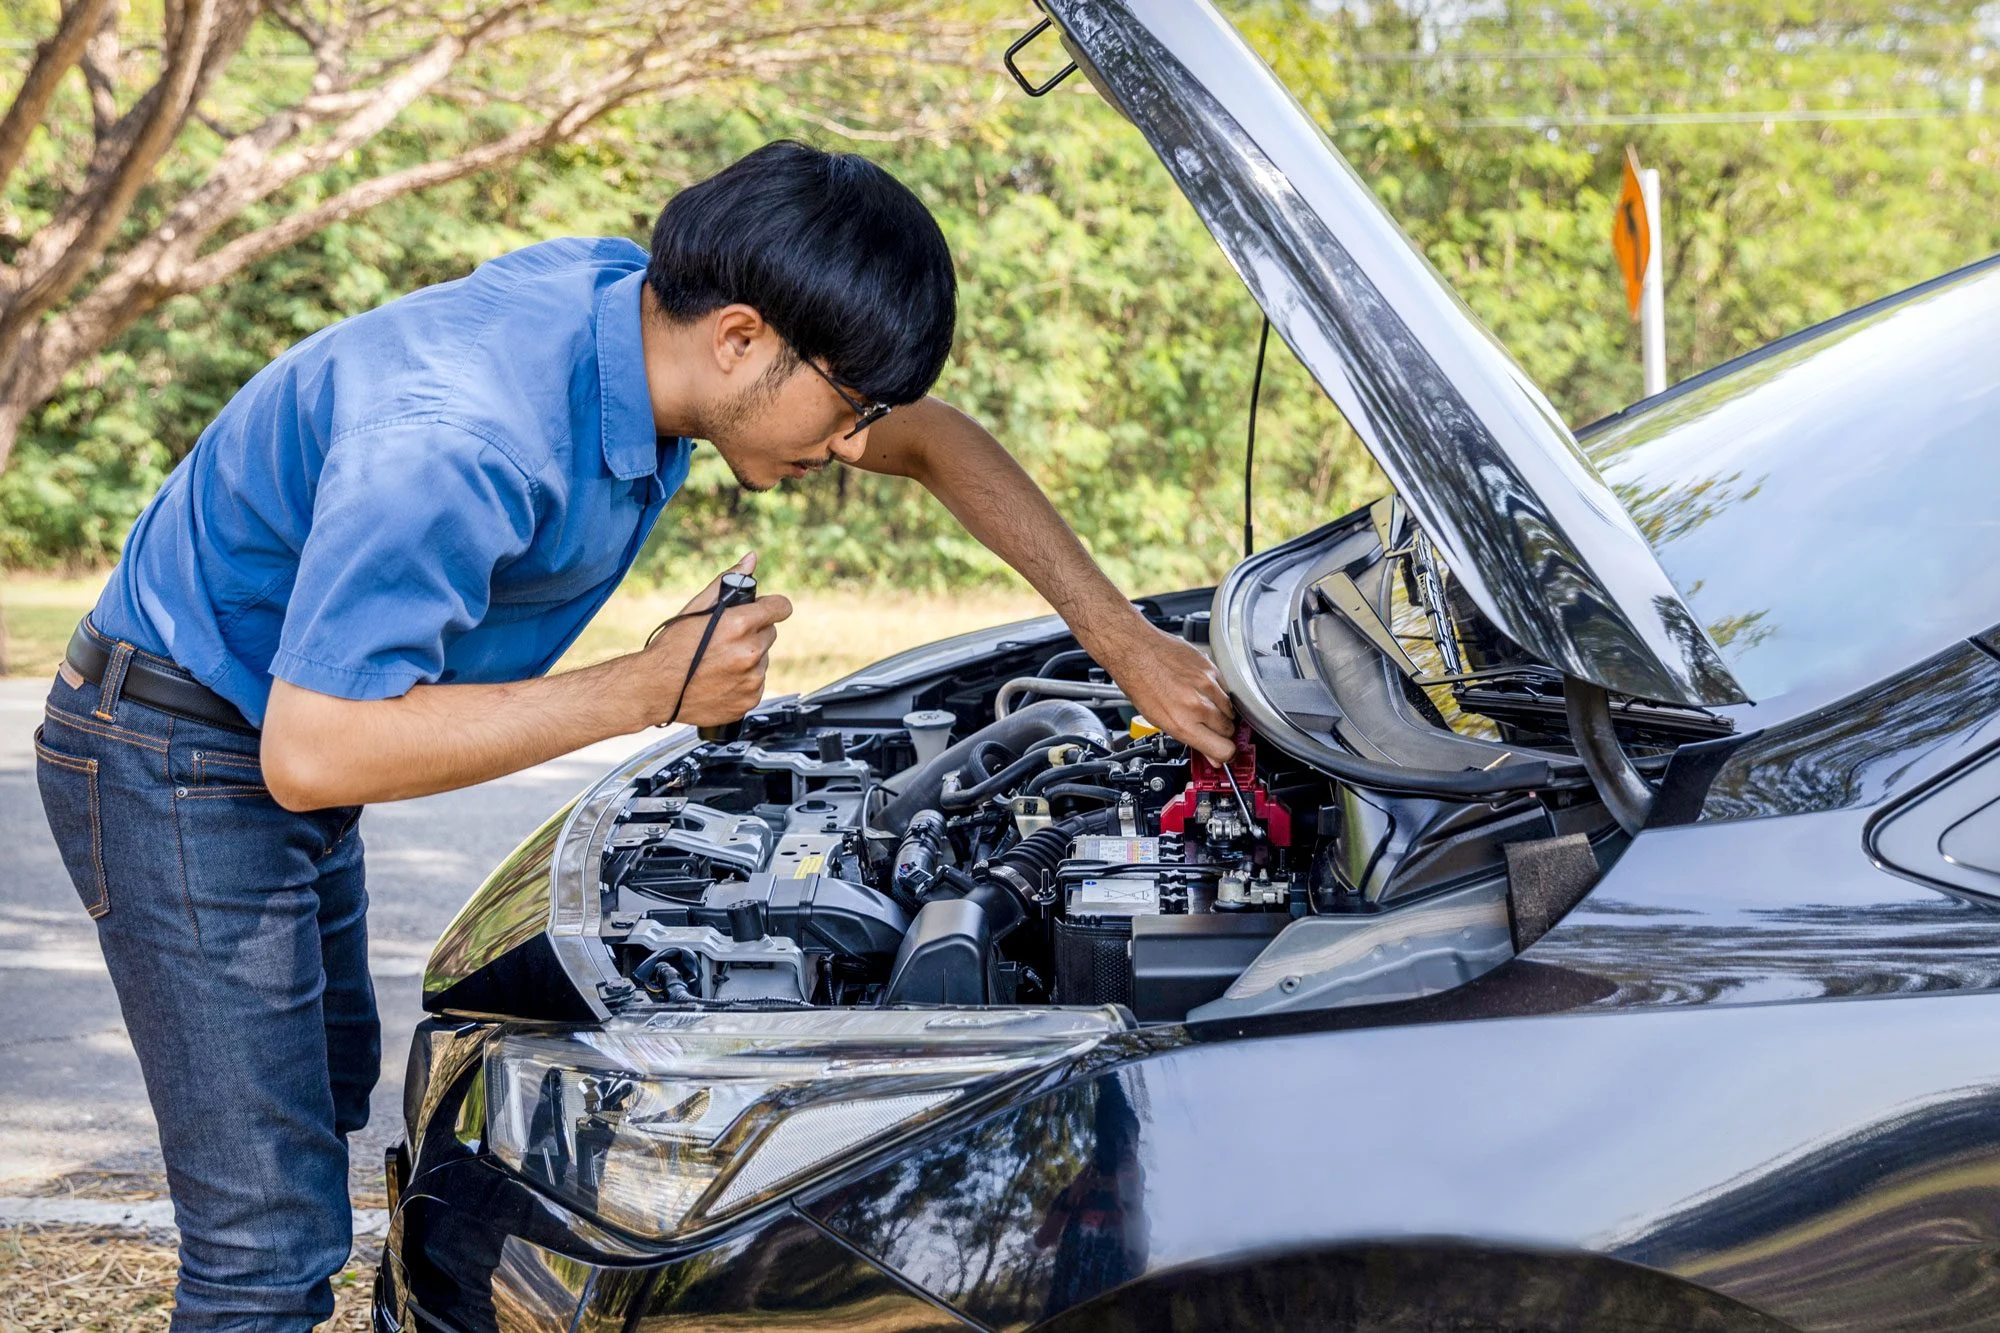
[0, 676, 648, 1197]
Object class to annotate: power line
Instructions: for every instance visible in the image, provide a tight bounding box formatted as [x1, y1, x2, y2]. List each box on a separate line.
[1338, 43, 1983, 65]
[1336, 105, 1989, 128]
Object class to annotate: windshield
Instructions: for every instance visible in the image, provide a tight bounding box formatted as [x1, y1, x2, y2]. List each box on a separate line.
[1583, 257, 2000, 716]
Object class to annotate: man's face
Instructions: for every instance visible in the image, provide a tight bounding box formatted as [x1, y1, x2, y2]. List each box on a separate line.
[704, 353, 875, 492]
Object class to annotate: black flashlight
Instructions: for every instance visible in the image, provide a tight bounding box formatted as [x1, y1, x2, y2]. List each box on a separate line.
[697, 571, 759, 743]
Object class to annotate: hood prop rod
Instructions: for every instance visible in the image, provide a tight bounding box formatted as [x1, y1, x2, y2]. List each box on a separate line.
[1563, 677, 1656, 836]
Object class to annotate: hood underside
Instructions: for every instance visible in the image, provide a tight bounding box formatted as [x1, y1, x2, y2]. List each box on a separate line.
[1040, 0, 1746, 708]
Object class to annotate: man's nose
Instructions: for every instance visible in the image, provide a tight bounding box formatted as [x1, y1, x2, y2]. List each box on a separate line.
[830, 430, 870, 464]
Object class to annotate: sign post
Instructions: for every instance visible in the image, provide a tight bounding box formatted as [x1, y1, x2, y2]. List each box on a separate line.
[1613, 146, 1667, 396]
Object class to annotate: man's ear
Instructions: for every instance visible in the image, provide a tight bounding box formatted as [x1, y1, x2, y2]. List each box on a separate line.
[710, 304, 770, 377]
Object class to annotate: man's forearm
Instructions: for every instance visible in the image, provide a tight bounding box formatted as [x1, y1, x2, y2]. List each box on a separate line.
[262, 655, 651, 810]
[868, 398, 1148, 654]
[857, 397, 1239, 762]
[262, 567, 790, 811]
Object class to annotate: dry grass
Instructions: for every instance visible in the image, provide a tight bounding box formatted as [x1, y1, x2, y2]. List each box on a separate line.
[0, 1227, 375, 1333]
[1, 573, 1053, 697]
[557, 581, 1052, 697]
[1, 1169, 376, 1332]
[0, 575, 104, 679]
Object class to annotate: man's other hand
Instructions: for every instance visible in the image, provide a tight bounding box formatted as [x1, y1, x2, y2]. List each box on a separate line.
[639, 552, 793, 726]
[1096, 619, 1237, 764]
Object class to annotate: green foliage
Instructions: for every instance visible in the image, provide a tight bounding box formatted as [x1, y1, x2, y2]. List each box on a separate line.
[3, 0, 1996, 595]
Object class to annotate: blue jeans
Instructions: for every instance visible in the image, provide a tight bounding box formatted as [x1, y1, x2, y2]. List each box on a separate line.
[35, 634, 375, 1332]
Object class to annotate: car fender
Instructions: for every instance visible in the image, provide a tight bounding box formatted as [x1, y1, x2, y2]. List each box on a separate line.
[806, 990, 2000, 1332]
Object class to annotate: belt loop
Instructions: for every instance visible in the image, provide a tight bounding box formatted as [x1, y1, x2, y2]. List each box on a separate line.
[95, 642, 137, 721]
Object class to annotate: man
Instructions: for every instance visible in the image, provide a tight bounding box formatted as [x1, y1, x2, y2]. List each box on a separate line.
[35, 140, 1234, 1330]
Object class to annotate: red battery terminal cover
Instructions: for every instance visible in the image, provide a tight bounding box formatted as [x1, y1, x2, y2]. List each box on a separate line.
[1158, 723, 1292, 846]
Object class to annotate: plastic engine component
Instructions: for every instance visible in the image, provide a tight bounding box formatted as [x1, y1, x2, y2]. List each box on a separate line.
[626, 919, 812, 1002]
[884, 899, 991, 1004]
[638, 872, 909, 961]
[891, 810, 949, 907]
[1129, 914, 1288, 1021]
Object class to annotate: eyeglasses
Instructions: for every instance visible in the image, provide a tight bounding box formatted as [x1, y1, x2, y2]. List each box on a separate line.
[799, 356, 893, 439]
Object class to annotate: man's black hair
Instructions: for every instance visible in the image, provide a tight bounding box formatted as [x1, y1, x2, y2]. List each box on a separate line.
[648, 140, 956, 407]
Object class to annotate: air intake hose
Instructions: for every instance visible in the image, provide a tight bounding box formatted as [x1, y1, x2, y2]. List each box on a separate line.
[984, 823, 1072, 904]
[967, 821, 1078, 942]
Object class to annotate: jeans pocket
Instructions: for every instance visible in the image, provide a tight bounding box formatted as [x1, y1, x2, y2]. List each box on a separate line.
[190, 746, 267, 794]
[34, 724, 109, 918]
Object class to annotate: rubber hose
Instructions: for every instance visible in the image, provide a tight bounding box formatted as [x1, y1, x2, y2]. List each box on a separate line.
[942, 747, 1064, 812]
[1024, 760, 1116, 796]
[964, 740, 1017, 783]
[876, 700, 1108, 835]
[942, 740, 1113, 811]
[1042, 782, 1124, 806]
[984, 823, 1074, 900]
[1562, 676, 1656, 835]
[1036, 647, 1095, 679]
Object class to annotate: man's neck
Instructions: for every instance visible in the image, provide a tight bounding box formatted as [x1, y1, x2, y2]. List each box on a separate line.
[638, 284, 705, 439]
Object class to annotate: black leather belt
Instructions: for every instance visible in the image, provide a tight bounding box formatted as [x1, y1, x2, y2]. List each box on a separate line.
[64, 622, 257, 734]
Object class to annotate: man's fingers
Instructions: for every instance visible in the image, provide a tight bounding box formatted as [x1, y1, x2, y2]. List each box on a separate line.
[1195, 690, 1235, 729]
[1186, 724, 1239, 766]
[678, 552, 761, 616]
[736, 595, 793, 629]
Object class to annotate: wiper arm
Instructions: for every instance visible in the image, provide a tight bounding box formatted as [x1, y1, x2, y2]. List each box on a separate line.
[1408, 531, 1466, 676]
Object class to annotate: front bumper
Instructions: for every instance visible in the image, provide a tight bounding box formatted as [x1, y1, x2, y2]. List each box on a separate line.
[381, 1013, 975, 1332]
[375, 1156, 968, 1332]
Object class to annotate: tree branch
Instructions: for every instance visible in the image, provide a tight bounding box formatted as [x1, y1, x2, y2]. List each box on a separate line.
[79, 2, 123, 144]
[0, 0, 120, 193]
[0, 0, 968, 474]
[175, 67, 668, 291]
[0, 0, 259, 342]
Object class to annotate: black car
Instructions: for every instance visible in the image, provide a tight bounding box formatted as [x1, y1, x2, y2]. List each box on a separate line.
[377, 2, 2000, 1330]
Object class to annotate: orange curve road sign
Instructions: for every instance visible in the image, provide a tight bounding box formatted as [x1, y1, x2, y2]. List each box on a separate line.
[1613, 145, 1650, 320]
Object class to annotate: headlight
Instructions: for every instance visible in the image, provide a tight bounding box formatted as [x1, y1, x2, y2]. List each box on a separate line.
[487, 1006, 1127, 1238]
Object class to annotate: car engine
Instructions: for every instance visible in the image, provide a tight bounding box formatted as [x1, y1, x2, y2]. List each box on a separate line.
[589, 667, 1332, 1022]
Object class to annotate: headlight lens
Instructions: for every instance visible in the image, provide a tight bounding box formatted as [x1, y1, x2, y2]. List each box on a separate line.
[487, 1006, 1126, 1238]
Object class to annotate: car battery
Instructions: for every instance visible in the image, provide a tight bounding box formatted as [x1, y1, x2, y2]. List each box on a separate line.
[1054, 868, 1185, 1007]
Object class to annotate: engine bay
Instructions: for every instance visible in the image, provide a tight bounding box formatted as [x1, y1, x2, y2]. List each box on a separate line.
[566, 499, 1718, 1025]
[591, 698, 1333, 1021]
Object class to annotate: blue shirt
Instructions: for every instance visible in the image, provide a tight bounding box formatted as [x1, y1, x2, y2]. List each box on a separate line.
[92, 237, 690, 727]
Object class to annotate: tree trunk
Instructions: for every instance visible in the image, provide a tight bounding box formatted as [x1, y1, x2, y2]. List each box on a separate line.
[0, 389, 31, 479]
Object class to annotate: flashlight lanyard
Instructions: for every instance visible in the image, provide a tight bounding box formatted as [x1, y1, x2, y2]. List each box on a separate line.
[645, 572, 757, 727]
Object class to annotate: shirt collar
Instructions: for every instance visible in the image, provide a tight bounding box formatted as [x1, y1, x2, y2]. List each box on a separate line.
[593, 266, 669, 482]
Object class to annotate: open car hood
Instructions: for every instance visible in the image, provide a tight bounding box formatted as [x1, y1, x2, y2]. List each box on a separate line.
[1041, 0, 1746, 707]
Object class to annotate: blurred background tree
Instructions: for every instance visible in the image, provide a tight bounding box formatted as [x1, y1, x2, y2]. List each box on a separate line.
[0, 0, 970, 556]
[1, 0, 1995, 596]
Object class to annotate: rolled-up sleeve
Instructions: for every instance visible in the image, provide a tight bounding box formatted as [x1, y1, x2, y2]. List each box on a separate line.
[270, 420, 539, 700]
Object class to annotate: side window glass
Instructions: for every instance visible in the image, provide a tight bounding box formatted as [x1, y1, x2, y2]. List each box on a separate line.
[1869, 747, 2000, 896]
